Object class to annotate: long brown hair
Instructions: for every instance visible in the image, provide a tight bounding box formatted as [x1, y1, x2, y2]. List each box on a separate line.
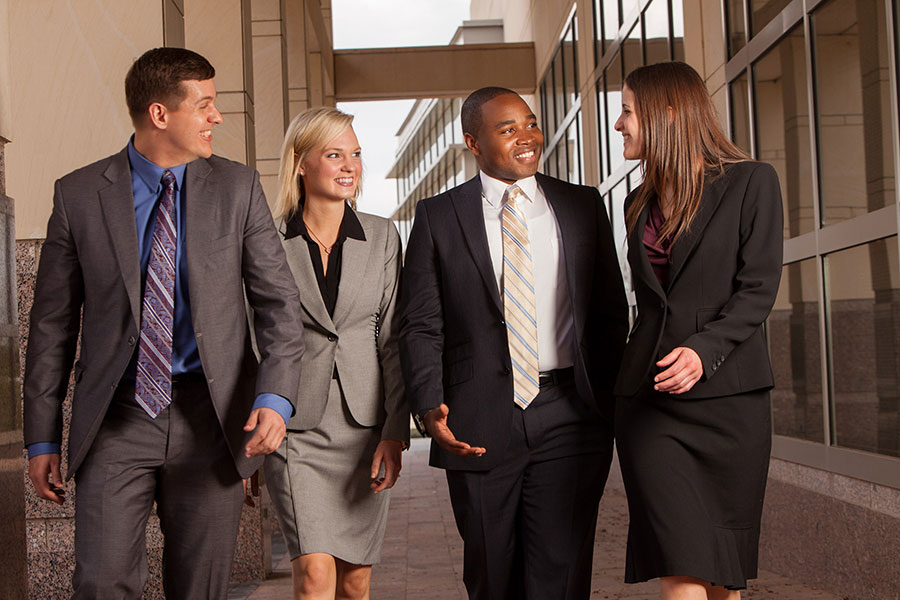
[624, 62, 749, 242]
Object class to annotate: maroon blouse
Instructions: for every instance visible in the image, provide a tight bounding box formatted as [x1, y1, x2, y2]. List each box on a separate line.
[643, 198, 672, 288]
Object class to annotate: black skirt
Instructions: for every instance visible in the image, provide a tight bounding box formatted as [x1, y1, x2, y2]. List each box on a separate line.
[615, 386, 771, 590]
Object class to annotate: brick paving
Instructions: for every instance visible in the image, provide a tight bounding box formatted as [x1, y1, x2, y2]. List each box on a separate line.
[235, 438, 841, 600]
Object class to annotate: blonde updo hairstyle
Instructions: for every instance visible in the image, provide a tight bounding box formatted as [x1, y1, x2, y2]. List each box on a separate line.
[274, 106, 360, 221]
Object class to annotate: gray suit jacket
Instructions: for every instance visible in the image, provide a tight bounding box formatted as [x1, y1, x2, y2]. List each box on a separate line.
[281, 210, 408, 443]
[23, 147, 305, 479]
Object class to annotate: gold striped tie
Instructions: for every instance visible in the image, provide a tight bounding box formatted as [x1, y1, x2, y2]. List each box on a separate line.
[502, 184, 540, 409]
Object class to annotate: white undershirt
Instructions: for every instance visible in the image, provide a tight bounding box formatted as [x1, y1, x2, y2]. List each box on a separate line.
[480, 171, 574, 371]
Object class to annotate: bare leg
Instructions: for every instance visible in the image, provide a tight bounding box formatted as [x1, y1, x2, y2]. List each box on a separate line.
[335, 559, 373, 600]
[660, 576, 741, 600]
[292, 553, 338, 600]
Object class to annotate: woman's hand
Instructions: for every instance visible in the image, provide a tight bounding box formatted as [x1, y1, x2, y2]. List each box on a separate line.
[654, 346, 703, 394]
[370, 439, 404, 493]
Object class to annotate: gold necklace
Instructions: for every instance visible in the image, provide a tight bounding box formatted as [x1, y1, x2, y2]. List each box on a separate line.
[305, 223, 336, 254]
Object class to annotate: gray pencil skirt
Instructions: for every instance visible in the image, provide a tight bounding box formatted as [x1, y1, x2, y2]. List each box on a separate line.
[264, 379, 389, 565]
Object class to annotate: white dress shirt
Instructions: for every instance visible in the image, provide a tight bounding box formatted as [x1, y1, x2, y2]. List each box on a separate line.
[480, 171, 575, 371]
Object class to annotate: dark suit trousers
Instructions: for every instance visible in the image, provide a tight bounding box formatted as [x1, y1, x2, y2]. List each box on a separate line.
[445, 376, 614, 600]
[72, 376, 244, 600]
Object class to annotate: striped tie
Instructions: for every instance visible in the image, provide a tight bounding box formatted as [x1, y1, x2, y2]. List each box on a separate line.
[135, 170, 177, 418]
[502, 184, 540, 409]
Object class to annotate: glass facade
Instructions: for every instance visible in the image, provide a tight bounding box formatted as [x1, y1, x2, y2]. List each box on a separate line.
[541, 13, 583, 184]
[725, 0, 900, 468]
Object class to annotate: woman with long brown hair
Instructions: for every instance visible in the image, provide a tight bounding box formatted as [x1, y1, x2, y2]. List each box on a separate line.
[613, 61, 783, 599]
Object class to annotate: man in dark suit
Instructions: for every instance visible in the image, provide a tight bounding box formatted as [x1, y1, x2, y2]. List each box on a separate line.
[23, 47, 305, 599]
[399, 87, 629, 599]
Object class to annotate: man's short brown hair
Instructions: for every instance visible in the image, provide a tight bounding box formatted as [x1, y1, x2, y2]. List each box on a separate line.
[125, 47, 215, 122]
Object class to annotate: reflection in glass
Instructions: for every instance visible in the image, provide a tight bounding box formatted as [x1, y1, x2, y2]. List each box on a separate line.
[769, 259, 825, 443]
[556, 137, 567, 183]
[827, 237, 900, 458]
[643, 0, 670, 65]
[603, 0, 620, 46]
[596, 81, 607, 180]
[726, 0, 746, 57]
[554, 49, 565, 129]
[605, 54, 625, 175]
[753, 25, 815, 237]
[564, 20, 578, 113]
[730, 70, 751, 154]
[749, 0, 792, 37]
[566, 113, 582, 184]
[623, 23, 642, 79]
[812, 0, 896, 227]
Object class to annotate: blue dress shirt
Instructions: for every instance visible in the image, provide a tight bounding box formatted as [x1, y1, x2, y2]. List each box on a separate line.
[27, 141, 291, 458]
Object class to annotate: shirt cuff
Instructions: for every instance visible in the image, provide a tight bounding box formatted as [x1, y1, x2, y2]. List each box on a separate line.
[27, 442, 61, 458]
[253, 394, 293, 426]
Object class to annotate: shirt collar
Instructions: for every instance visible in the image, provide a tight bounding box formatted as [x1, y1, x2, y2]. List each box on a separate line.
[127, 136, 187, 194]
[479, 171, 538, 208]
[283, 201, 367, 242]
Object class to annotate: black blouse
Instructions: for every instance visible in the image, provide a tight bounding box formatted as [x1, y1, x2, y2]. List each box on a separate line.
[283, 203, 366, 317]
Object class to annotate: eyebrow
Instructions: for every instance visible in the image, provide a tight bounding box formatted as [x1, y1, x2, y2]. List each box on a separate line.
[324, 147, 362, 152]
[493, 114, 537, 128]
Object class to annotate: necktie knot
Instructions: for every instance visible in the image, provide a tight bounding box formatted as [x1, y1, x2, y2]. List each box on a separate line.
[505, 184, 522, 208]
[162, 169, 176, 190]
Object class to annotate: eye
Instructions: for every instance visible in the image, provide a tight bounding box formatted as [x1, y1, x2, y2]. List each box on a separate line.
[527, 122, 538, 129]
[352, 150, 362, 158]
[501, 127, 514, 134]
[327, 152, 340, 159]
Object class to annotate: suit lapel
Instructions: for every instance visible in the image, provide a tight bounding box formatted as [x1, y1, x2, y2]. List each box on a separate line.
[184, 157, 219, 325]
[332, 218, 374, 329]
[629, 200, 667, 302]
[666, 172, 730, 291]
[98, 148, 141, 326]
[450, 176, 502, 312]
[283, 236, 336, 333]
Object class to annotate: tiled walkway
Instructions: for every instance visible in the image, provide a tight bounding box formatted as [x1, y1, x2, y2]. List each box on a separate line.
[235, 438, 841, 599]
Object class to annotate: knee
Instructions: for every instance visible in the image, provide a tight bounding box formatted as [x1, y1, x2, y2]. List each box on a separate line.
[337, 569, 371, 600]
[295, 556, 335, 595]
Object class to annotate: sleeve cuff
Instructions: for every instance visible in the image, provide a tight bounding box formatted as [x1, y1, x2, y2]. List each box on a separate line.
[27, 442, 61, 458]
[253, 394, 293, 426]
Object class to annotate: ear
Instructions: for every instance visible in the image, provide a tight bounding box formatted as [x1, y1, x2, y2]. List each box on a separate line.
[463, 132, 480, 156]
[148, 102, 168, 130]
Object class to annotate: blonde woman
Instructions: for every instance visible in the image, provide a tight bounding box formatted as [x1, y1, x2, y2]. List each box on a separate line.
[265, 107, 408, 600]
[613, 62, 783, 599]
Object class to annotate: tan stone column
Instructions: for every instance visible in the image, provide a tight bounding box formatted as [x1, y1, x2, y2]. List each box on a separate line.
[186, 0, 257, 166]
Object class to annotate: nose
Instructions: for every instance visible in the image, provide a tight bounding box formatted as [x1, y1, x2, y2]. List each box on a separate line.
[210, 106, 223, 125]
[614, 114, 623, 132]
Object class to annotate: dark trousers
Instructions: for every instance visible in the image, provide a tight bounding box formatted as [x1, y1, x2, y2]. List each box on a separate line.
[72, 377, 244, 600]
[445, 376, 614, 600]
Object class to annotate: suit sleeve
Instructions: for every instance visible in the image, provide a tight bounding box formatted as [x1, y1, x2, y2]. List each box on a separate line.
[240, 171, 305, 407]
[376, 221, 410, 443]
[23, 179, 84, 448]
[587, 187, 629, 400]
[398, 201, 445, 419]
[681, 162, 784, 378]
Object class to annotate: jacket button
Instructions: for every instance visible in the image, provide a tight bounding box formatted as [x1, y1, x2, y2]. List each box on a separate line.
[328, 334, 336, 342]
[659, 300, 665, 309]
[499, 319, 505, 326]
[128, 336, 136, 346]
[502, 366, 510, 375]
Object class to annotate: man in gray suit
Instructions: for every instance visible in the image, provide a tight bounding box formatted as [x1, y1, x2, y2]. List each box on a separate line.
[23, 47, 304, 599]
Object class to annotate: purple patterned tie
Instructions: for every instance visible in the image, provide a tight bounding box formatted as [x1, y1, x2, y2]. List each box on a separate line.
[135, 170, 177, 418]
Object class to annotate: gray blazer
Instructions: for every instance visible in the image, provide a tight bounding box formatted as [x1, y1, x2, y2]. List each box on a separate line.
[281, 209, 409, 443]
[23, 147, 306, 479]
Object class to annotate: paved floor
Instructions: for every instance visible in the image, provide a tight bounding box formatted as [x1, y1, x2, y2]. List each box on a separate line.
[233, 438, 841, 600]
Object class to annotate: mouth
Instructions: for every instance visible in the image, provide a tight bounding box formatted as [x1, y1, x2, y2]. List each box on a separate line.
[514, 148, 537, 162]
[335, 177, 355, 187]
[200, 130, 212, 142]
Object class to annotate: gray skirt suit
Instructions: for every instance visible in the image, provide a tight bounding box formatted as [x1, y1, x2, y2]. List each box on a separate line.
[264, 206, 409, 565]
[614, 162, 783, 589]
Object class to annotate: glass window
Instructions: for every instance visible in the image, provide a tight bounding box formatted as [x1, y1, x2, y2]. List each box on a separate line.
[770, 259, 825, 443]
[556, 135, 568, 183]
[726, 0, 747, 57]
[564, 22, 578, 113]
[750, 0, 792, 37]
[643, 0, 670, 65]
[596, 80, 607, 181]
[554, 48, 566, 127]
[602, 0, 620, 47]
[730, 70, 751, 154]
[753, 25, 815, 238]
[826, 237, 900, 458]
[606, 53, 625, 175]
[621, 0, 640, 21]
[623, 23, 642, 78]
[812, 0, 896, 227]
[672, 0, 685, 61]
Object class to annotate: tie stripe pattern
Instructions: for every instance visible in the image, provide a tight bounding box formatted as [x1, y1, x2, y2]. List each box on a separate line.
[135, 170, 177, 418]
[502, 184, 540, 409]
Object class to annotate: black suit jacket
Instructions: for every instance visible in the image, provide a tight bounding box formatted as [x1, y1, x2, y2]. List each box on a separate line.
[614, 161, 783, 399]
[23, 148, 306, 479]
[399, 174, 628, 471]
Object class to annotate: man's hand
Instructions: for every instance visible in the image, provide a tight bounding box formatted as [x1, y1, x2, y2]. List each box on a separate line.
[423, 404, 486, 457]
[28, 453, 66, 505]
[370, 440, 404, 493]
[655, 346, 703, 394]
[243, 470, 260, 507]
[243, 407, 286, 457]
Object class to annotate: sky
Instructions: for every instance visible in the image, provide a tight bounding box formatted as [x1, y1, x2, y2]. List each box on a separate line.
[331, 0, 472, 217]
